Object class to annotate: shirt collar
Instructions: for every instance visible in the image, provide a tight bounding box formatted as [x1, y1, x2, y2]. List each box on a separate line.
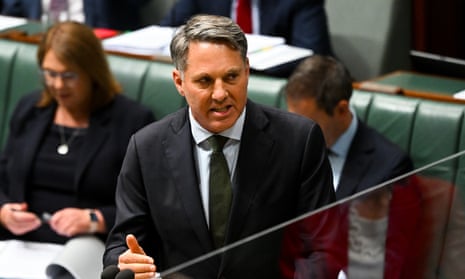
[330, 106, 358, 158]
[189, 107, 246, 145]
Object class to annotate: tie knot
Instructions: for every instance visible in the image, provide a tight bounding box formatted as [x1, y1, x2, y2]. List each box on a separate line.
[326, 148, 337, 157]
[208, 135, 228, 152]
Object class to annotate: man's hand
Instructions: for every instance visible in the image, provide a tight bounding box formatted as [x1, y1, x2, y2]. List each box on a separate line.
[118, 234, 157, 279]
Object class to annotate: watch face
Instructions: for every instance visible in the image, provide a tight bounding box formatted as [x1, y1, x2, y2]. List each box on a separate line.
[90, 211, 98, 222]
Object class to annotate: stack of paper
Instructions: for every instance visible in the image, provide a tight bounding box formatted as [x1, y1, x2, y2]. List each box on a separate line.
[103, 25, 176, 56]
[102, 25, 312, 70]
[245, 34, 313, 70]
[0, 15, 27, 31]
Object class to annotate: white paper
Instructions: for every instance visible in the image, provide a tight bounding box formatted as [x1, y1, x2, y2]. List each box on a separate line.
[245, 33, 285, 54]
[102, 25, 176, 56]
[453, 89, 465, 99]
[248, 44, 313, 70]
[102, 25, 311, 70]
[0, 239, 63, 279]
[0, 15, 27, 31]
[0, 236, 104, 279]
[46, 236, 105, 279]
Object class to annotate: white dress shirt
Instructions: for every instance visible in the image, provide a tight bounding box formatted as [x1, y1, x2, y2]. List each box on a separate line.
[328, 107, 358, 191]
[42, 0, 85, 23]
[189, 107, 246, 226]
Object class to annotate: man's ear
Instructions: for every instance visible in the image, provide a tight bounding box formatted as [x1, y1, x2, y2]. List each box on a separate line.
[336, 99, 350, 115]
[172, 69, 185, 96]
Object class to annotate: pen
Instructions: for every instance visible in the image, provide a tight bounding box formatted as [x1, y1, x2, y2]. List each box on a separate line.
[9, 208, 51, 223]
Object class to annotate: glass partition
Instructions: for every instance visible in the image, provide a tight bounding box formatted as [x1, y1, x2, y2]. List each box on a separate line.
[158, 151, 465, 279]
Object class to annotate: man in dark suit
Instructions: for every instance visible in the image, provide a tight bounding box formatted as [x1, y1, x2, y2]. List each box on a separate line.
[285, 55, 413, 200]
[1, 0, 149, 30]
[103, 14, 335, 279]
[159, 0, 333, 77]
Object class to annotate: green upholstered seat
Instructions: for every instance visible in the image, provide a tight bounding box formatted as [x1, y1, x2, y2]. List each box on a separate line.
[2, 38, 465, 188]
[351, 90, 374, 122]
[366, 93, 419, 152]
[2, 42, 41, 147]
[0, 40, 20, 148]
[410, 101, 464, 182]
[107, 54, 151, 101]
[247, 74, 287, 108]
[139, 62, 185, 120]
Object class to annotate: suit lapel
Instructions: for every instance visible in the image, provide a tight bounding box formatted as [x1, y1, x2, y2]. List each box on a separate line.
[336, 121, 374, 199]
[10, 105, 54, 200]
[163, 109, 213, 251]
[74, 106, 110, 188]
[227, 101, 274, 243]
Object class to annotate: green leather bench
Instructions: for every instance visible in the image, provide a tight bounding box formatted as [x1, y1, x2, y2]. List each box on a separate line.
[351, 90, 465, 185]
[0, 40, 41, 146]
[1, 39, 465, 188]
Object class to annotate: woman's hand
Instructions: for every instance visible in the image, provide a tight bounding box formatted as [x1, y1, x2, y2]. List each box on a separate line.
[49, 207, 105, 237]
[0, 202, 42, 235]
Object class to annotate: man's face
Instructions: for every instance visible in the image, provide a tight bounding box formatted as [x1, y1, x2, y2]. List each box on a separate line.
[173, 41, 249, 133]
[287, 97, 332, 131]
[287, 97, 341, 147]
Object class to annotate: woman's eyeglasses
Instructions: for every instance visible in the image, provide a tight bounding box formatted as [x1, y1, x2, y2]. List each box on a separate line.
[40, 69, 79, 86]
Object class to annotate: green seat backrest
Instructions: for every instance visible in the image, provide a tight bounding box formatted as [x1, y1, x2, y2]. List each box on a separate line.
[410, 101, 464, 182]
[2, 43, 41, 147]
[366, 94, 419, 152]
[0, 40, 20, 148]
[247, 75, 287, 107]
[107, 54, 151, 101]
[139, 62, 185, 120]
[455, 118, 465, 197]
[351, 90, 374, 121]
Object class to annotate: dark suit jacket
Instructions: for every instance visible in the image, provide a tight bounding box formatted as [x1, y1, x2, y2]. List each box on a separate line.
[160, 0, 333, 77]
[335, 119, 413, 200]
[0, 92, 154, 243]
[103, 100, 335, 278]
[1, 0, 149, 30]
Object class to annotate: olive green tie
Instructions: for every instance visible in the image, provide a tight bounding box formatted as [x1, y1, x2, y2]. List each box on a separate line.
[208, 135, 232, 248]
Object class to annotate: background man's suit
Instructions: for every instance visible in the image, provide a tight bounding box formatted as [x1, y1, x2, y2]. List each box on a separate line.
[336, 119, 413, 200]
[160, 0, 333, 77]
[103, 100, 335, 278]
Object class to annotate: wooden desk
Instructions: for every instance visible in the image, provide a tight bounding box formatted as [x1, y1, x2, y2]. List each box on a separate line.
[354, 70, 465, 104]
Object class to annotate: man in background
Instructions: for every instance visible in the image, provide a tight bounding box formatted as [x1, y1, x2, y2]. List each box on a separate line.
[285, 55, 413, 200]
[160, 0, 333, 77]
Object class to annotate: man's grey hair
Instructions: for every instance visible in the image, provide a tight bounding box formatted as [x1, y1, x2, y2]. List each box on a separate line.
[170, 14, 248, 72]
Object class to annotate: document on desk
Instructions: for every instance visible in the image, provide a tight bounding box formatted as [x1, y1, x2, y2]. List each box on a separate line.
[248, 44, 313, 70]
[0, 239, 63, 279]
[102, 25, 176, 56]
[453, 89, 465, 100]
[0, 236, 104, 279]
[0, 15, 27, 31]
[244, 33, 312, 70]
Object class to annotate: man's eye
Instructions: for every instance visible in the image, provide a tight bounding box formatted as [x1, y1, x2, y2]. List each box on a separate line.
[225, 73, 238, 82]
[197, 77, 212, 85]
